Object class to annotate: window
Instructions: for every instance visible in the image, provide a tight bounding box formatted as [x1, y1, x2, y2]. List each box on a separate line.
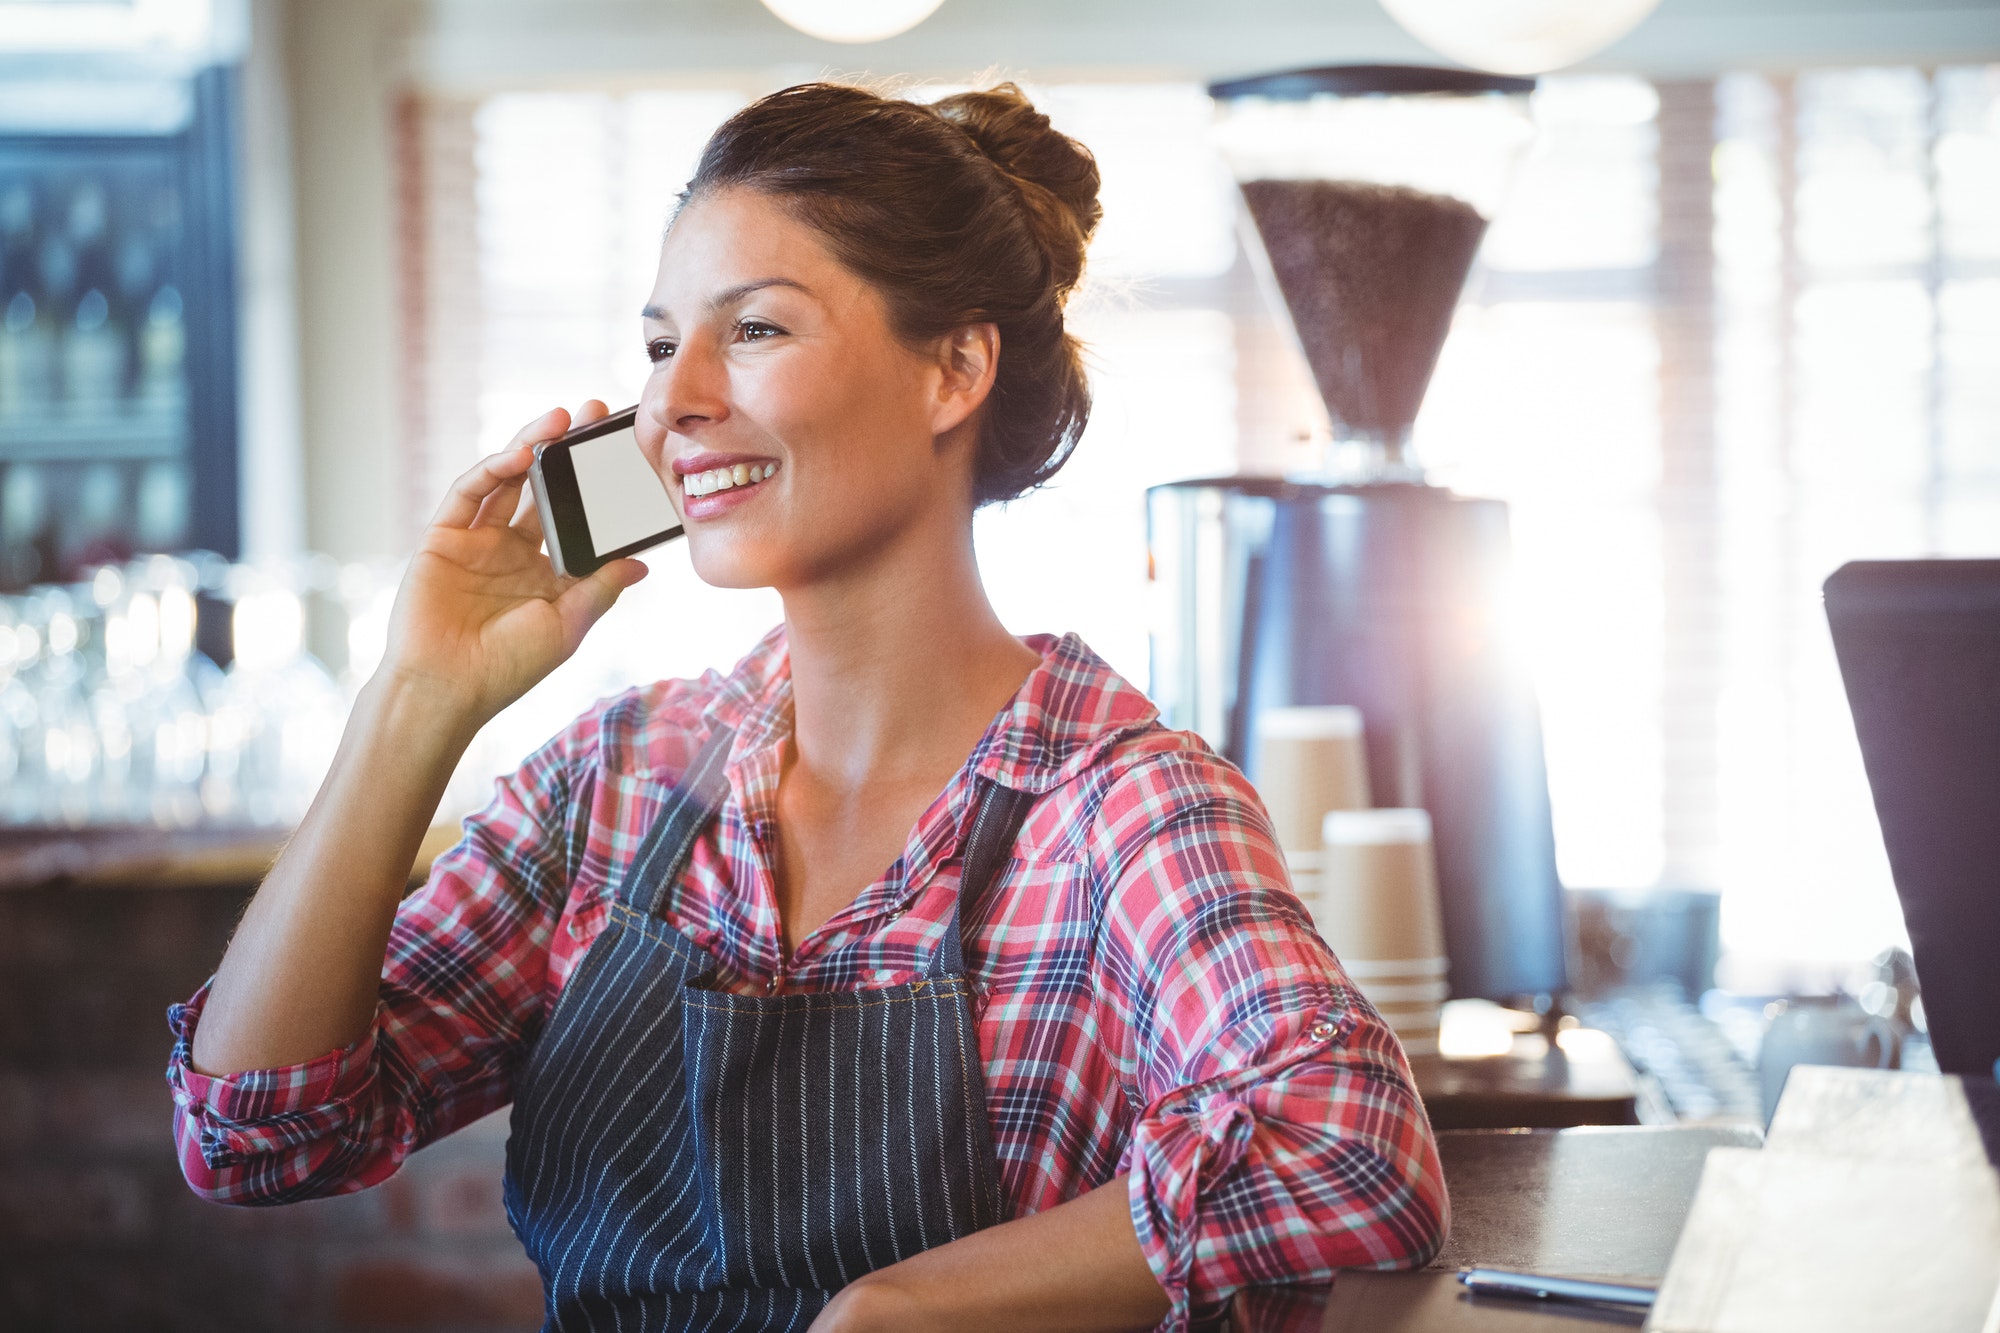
[1709, 68, 2000, 975]
[400, 68, 2000, 979]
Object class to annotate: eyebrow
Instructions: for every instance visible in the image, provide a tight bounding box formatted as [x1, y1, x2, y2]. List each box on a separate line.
[640, 277, 815, 322]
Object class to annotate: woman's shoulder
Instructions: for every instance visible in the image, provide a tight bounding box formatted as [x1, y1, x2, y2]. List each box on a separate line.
[1002, 633, 1266, 853]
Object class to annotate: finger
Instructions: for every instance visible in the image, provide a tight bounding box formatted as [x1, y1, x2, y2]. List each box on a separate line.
[506, 405, 572, 452]
[471, 472, 529, 529]
[574, 398, 611, 426]
[431, 407, 573, 529]
[553, 558, 647, 655]
[511, 488, 546, 545]
[431, 445, 536, 530]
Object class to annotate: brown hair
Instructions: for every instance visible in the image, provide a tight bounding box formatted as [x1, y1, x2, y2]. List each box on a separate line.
[682, 82, 1102, 505]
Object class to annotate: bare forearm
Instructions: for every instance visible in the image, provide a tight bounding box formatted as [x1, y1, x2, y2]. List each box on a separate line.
[816, 1173, 1170, 1333]
[190, 675, 477, 1076]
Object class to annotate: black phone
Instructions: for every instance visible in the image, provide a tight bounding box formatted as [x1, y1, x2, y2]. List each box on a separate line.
[527, 406, 684, 578]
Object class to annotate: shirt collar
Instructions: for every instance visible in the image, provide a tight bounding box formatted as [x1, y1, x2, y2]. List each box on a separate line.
[697, 624, 797, 766]
[697, 626, 1160, 794]
[968, 632, 1161, 793]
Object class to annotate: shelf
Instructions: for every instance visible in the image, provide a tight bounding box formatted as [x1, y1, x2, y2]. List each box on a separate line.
[0, 414, 188, 462]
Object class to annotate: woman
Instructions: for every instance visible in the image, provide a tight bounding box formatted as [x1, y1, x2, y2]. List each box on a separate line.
[167, 83, 1447, 1332]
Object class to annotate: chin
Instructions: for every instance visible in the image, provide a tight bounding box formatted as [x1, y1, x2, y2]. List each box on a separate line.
[684, 532, 786, 591]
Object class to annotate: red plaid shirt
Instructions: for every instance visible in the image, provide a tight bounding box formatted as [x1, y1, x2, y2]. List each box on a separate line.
[167, 629, 1446, 1329]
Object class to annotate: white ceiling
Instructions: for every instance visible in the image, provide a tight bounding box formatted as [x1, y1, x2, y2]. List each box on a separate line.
[410, 0, 2000, 92]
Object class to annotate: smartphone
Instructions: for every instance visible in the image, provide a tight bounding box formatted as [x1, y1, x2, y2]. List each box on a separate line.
[527, 406, 684, 578]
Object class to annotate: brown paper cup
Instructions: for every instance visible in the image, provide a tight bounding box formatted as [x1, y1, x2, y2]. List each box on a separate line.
[1315, 808, 1449, 990]
[1255, 706, 1371, 853]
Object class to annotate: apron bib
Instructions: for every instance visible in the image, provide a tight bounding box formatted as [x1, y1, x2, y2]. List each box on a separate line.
[503, 727, 1030, 1332]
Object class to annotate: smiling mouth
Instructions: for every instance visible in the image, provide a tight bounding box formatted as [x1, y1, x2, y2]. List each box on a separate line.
[682, 460, 780, 498]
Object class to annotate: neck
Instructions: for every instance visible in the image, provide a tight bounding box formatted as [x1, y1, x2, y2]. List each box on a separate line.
[779, 502, 1038, 791]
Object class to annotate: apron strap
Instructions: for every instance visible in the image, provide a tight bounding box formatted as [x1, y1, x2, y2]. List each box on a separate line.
[934, 781, 1036, 978]
[616, 724, 737, 916]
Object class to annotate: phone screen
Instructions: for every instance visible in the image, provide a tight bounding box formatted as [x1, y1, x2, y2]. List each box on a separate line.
[569, 421, 677, 555]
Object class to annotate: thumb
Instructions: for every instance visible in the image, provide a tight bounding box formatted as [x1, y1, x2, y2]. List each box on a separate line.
[554, 559, 648, 655]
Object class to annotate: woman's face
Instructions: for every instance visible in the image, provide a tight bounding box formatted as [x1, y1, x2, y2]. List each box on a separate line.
[637, 186, 987, 590]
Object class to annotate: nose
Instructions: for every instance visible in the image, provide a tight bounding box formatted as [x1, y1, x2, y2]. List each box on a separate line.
[654, 332, 730, 438]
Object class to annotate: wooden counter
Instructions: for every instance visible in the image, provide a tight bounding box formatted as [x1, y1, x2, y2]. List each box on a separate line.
[1410, 1032, 1643, 1131]
[0, 823, 462, 892]
[1231, 1124, 1763, 1333]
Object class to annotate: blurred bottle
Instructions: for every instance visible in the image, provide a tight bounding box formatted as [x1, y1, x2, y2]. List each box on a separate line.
[212, 561, 345, 826]
[337, 559, 401, 695]
[138, 286, 186, 418]
[113, 229, 157, 414]
[0, 600, 41, 821]
[0, 556, 379, 829]
[1, 462, 52, 587]
[107, 555, 212, 826]
[135, 462, 190, 551]
[84, 566, 135, 819]
[144, 556, 213, 826]
[25, 588, 99, 826]
[0, 291, 56, 420]
[63, 288, 125, 418]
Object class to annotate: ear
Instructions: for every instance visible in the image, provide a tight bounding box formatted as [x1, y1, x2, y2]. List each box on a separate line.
[928, 322, 1001, 438]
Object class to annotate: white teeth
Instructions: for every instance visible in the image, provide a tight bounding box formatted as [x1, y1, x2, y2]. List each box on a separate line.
[683, 461, 780, 497]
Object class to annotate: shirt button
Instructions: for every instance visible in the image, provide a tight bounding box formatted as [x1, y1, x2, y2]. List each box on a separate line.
[1309, 1018, 1336, 1043]
[766, 975, 781, 994]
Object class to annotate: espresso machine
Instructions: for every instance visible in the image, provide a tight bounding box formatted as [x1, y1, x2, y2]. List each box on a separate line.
[1148, 66, 1566, 1003]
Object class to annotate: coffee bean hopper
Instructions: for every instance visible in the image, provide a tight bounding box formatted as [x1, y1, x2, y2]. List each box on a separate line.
[1146, 66, 1568, 1004]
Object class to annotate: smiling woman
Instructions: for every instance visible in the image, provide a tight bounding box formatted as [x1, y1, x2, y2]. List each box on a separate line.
[163, 81, 1446, 1333]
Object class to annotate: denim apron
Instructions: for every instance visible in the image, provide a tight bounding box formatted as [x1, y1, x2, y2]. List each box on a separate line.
[503, 726, 1031, 1332]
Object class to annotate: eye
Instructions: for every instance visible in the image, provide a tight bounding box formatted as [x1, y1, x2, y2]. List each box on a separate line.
[645, 337, 676, 365]
[739, 319, 784, 343]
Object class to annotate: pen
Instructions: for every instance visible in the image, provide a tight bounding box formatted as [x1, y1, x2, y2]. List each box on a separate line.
[1458, 1266, 1658, 1309]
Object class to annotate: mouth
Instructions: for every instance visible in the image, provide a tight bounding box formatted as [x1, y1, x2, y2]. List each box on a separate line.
[679, 459, 781, 499]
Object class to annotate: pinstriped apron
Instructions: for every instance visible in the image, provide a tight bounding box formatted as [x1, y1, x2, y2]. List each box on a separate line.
[502, 727, 1030, 1332]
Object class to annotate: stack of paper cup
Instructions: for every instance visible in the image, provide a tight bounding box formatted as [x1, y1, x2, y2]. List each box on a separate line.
[1254, 706, 1372, 917]
[1317, 808, 1450, 1056]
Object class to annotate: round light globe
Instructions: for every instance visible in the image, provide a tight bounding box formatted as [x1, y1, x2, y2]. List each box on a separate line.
[1379, 0, 1663, 75]
[759, 0, 947, 43]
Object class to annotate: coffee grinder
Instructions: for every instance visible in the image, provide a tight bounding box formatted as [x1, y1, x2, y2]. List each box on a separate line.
[1147, 66, 1566, 1003]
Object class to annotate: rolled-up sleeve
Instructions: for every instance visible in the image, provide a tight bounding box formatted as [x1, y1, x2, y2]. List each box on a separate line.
[165, 724, 585, 1205]
[1092, 751, 1449, 1330]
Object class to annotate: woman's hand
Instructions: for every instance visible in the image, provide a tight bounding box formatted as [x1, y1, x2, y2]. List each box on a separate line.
[379, 402, 650, 733]
[190, 403, 651, 1078]
[803, 1174, 1170, 1333]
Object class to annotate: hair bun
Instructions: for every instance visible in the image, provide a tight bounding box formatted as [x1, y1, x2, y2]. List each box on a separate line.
[930, 84, 1102, 299]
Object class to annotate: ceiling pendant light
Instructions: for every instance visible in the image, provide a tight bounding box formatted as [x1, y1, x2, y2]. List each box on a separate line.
[1378, 0, 1663, 76]
[759, 0, 947, 44]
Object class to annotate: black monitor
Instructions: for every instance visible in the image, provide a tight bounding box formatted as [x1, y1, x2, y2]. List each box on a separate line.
[1825, 560, 2000, 1078]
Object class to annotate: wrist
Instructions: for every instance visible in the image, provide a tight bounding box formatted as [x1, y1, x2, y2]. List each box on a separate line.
[814, 1276, 931, 1333]
[355, 667, 485, 756]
